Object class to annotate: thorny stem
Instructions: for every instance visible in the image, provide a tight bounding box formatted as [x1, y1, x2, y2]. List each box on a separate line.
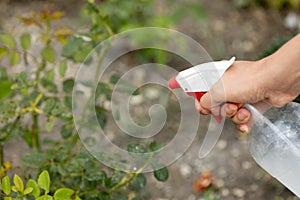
[30, 59, 46, 151]
[31, 112, 40, 151]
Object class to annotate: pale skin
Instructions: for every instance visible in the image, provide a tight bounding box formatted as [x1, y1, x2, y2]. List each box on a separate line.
[195, 34, 300, 133]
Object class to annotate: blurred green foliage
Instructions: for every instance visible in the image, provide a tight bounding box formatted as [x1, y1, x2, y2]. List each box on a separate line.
[1, 170, 81, 200]
[0, 0, 207, 199]
[234, 0, 300, 9]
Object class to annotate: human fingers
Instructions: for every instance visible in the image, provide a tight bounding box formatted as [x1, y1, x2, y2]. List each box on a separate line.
[221, 103, 239, 118]
[231, 108, 251, 124]
[195, 99, 211, 115]
[238, 124, 249, 134]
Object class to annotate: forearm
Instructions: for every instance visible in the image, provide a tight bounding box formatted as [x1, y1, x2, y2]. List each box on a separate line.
[262, 34, 300, 96]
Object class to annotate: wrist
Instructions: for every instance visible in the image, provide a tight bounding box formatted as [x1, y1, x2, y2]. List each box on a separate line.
[252, 58, 271, 101]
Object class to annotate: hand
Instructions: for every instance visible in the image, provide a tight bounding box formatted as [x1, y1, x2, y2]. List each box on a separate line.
[196, 34, 300, 133]
[195, 60, 261, 133]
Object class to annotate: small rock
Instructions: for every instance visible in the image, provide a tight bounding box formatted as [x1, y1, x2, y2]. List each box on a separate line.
[216, 179, 224, 188]
[131, 68, 146, 85]
[232, 188, 245, 198]
[214, 20, 225, 32]
[217, 168, 227, 178]
[242, 161, 252, 170]
[144, 88, 160, 100]
[231, 148, 240, 157]
[103, 101, 111, 111]
[179, 163, 192, 177]
[105, 130, 115, 140]
[216, 140, 227, 150]
[250, 184, 258, 191]
[221, 188, 230, 197]
[284, 12, 299, 29]
[130, 95, 144, 105]
[242, 40, 254, 52]
[188, 194, 196, 200]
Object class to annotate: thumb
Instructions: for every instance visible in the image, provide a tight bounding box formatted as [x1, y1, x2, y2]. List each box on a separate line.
[199, 92, 214, 110]
[199, 91, 225, 117]
[200, 82, 227, 110]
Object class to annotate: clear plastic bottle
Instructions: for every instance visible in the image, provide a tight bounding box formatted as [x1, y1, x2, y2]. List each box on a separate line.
[245, 102, 300, 197]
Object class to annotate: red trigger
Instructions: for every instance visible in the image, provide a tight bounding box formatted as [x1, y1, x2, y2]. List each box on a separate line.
[186, 92, 206, 102]
[187, 92, 222, 123]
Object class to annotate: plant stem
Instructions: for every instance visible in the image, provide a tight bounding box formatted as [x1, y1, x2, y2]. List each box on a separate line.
[108, 153, 153, 195]
[0, 143, 3, 167]
[30, 59, 45, 151]
[32, 112, 40, 151]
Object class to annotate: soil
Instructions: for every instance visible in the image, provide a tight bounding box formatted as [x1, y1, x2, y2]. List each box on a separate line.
[0, 0, 298, 200]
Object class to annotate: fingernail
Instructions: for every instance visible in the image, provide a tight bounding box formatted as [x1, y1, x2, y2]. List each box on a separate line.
[238, 112, 246, 121]
[225, 104, 235, 115]
[239, 125, 249, 133]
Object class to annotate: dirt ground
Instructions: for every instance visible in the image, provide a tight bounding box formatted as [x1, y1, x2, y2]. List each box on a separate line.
[0, 0, 299, 199]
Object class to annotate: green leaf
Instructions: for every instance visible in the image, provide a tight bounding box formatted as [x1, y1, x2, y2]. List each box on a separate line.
[46, 68, 54, 82]
[0, 34, 16, 49]
[20, 33, 31, 50]
[22, 152, 48, 168]
[11, 186, 17, 192]
[127, 143, 148, 161]
[4, 197, 12, 200]
[115, 83, 140, 96]
[10, 51, 21, 66]
[38, 171, 50, 194]
[109, 74, 121, 84]
[95, 106, 107, 129]
[45, 117, 54, 132]
[24, 187, 33, 195]
[64, 96, 72, 110]
[127, 143, 147, 154]
[60, 124, 73, 139]
[131, 173, 146, 191]
[59, 60, 67, 77]
[26, 179, 40, 198]
[36, 195, 53, 200]
[61, 37, 83, 58]
[2, 176, 11, 195]
[50, 101, 64, 116]
[153, 166, 169, 182]
[84, 170, 106, 182]
[0, 67, 8, 79]
[44, 99, 56, 114]
[0, 79, 12, 101]
[63, 78, 74, 93]
[95, 82, 112, 100]
[41, 46, 55, 63]
[22, 129, 33, 147]
[41, 78, 57, 93]
[149, 141, 163, 152]
[73, 44, 93, 62]
[105, 172, 121, 189]
[13, 174, 24, 192]
[54, 188, 81, 200]
[112, 193, 128, 200]
[0, 47, 8, 60]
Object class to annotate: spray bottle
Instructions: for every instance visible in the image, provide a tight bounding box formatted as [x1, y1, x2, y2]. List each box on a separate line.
[168, 58, 300, 197]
